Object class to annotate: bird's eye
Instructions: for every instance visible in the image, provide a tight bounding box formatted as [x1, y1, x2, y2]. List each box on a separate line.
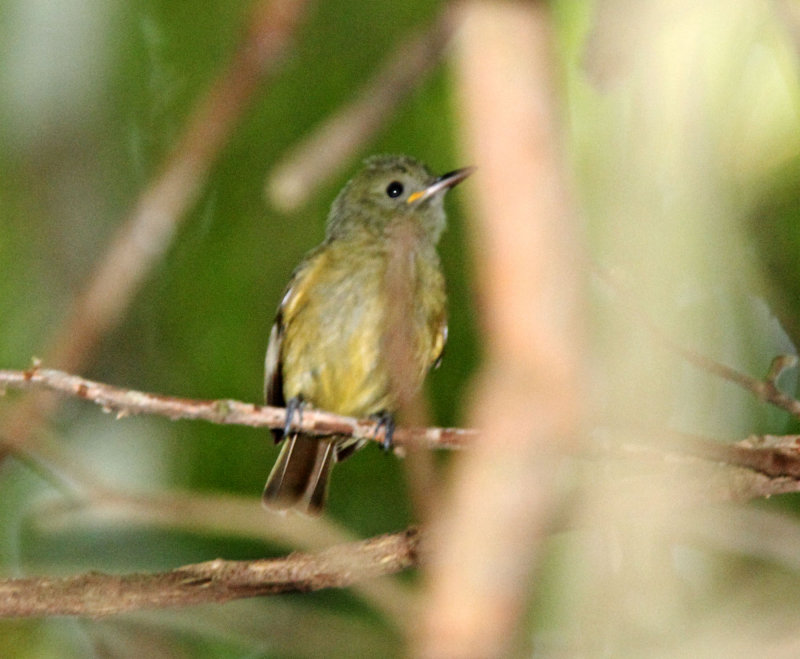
[386, 181, 404, 198]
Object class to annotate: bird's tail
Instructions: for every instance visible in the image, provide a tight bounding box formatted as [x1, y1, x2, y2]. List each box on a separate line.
[262, 435, 335, 515]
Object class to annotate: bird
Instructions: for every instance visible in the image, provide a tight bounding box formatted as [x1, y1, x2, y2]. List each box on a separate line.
[262, 154, 473, 514]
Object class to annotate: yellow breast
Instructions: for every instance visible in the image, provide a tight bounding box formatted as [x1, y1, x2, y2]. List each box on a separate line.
[279, 237, 445, 418]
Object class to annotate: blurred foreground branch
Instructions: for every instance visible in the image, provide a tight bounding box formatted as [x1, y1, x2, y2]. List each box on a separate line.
[415, 3, 586, 656]
[46, 0, 310, 374]
[0, 0, 311, 461]
[0, 527, 419, 618]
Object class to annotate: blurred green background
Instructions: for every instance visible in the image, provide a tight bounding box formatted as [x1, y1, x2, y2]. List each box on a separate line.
[3, 0, 800, 656]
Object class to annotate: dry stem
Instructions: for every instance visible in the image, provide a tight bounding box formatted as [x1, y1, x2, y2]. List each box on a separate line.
[0, 527, 419, 618]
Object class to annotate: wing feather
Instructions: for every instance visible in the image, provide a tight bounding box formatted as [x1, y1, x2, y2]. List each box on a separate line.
[264, 248, 328, 442]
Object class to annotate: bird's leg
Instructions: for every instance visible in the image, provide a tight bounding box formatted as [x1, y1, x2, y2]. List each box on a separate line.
[284, 396, 305, 437]
[370, 411, 396, 452]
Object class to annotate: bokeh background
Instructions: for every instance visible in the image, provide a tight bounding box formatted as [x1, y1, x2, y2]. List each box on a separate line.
[3, 0, 800, 656]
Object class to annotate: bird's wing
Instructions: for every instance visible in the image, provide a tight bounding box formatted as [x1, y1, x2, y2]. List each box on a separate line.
[431, 312, 448, 370]
[264, 248, 328, 441]
[264, 313, 285, 409]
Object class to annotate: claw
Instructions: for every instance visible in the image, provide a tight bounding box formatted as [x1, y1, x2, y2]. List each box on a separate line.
[284, 396, 305, 437]
[371, 411, 396, 452]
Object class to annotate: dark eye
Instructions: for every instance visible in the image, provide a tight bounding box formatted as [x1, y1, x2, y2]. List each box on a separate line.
[386, 181, 404, 198]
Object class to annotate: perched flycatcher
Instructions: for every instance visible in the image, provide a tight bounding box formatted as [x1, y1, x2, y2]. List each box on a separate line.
[262, 154, 473, 514]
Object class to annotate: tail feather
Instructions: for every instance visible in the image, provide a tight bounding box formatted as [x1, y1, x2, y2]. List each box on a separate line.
[262, 435, 335, 515]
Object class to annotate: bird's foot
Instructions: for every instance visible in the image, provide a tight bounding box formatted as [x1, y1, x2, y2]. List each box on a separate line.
[370, 411, 396, 452]
[284, 396, 305, 437]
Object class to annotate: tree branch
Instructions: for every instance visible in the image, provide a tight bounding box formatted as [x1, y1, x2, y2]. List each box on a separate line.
[595, 430, 800, 501]
[4, 362, 800, 496]
[34, 489, 416, 623]
[5, 365, 800, 485]
[0, 527, 419, 618]
[0, 366, 476, 450]
[682, 432, 800, 480]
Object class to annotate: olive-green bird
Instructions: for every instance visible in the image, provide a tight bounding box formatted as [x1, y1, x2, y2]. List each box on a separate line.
[262, 154, 473, 514]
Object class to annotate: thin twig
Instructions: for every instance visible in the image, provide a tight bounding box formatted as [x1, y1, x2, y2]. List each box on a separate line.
[587, 431, 800, 488]
[591, 435, 800, 507]
[667, 432, 800, 481]
[383, 219, 441, 524]
[0, 367, 476, 450]
[4, 363, 800, 501]
[266, 5, 457, 211]
[4, 365, 800, 487]
[596, 268, 800, 419]
[0, 527, 419, 619]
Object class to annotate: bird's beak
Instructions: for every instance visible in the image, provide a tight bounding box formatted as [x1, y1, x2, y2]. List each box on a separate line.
[407, 166, 476, 205]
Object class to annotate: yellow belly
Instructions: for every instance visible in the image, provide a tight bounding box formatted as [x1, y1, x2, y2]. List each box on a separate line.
[279, 240, 444, 418]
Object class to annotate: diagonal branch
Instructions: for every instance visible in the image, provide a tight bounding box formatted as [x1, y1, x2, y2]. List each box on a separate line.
[596, 267, 800, 419]
[46, 0, 311, 375]
[266, 4, 457, 211]
[0, 527, 419, 618]
[0, 0, 312, 463]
